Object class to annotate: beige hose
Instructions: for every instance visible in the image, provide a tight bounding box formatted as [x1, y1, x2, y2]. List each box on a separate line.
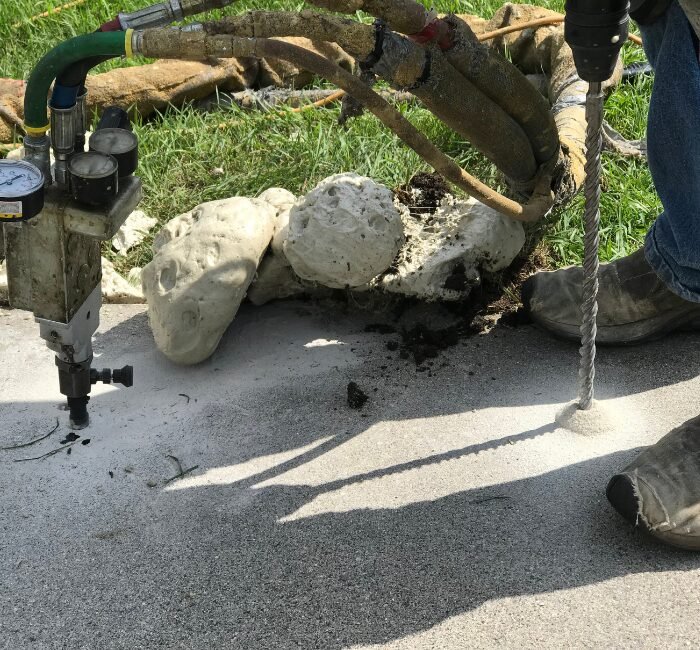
[206, 13, 542, 185]
[136, 30, 553, 221]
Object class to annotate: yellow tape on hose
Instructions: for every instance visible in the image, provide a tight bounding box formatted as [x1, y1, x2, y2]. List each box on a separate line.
[125, 29, 134, 59]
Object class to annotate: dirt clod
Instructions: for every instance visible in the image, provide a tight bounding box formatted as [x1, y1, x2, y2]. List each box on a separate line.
[365, 323, 397, 334]
[395, 172, 450, 217]
[347, 382, 369, 410]
[398, 303, 462, 365]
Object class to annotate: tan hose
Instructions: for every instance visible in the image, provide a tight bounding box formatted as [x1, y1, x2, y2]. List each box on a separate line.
[136, 30, 553, 221]
[477, 15, 643, 46]
[305, 0, 430, 37]
[206, 13, 540, 185]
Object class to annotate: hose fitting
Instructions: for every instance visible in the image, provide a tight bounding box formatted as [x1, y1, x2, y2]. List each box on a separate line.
[118, 0, 234, 30]
[50, 105, 77, 186]
[118, 1, 184, 30]
[74, 90, 88, 152]
[24, 32, 128, 131]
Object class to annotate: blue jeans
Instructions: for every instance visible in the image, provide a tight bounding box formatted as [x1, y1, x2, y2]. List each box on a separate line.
[641, 1, 700, 302]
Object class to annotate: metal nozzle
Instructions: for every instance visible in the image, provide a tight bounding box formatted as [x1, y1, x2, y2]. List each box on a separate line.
[118, 1, 184, 30]
[74, 91, 88, 153]
[23, 134, 52, 186]
[91, 365, 134, 388]
[50, 105, 77, 187]
[118, 0, 233, 29]
[67, 396, 90, 429]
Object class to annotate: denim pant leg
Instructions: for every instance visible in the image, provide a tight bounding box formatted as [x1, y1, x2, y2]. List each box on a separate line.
[639, 1, 700, 303]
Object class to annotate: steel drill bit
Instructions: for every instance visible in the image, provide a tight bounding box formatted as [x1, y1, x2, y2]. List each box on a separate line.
[578, 81, 604, 411]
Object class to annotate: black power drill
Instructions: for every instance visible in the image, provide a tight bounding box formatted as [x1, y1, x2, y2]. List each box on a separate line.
[565, 0, 668, 81]
[564, 1, 666, 409]
[563, 0, 631, 409]
[564, 0, 630, 82]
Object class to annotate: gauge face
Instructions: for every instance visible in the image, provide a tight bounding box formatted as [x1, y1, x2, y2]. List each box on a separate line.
[0, 160, 44, 199]
[69, 152, 119, 179]
[90, 128, 138, 156]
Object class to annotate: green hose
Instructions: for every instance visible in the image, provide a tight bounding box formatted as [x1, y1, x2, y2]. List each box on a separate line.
[24, 31, 130, 132]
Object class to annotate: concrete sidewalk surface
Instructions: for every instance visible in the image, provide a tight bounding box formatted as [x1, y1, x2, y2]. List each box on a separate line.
[1, 302, 700, 649]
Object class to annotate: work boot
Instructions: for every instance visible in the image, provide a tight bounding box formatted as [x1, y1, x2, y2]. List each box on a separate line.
[607, 414, 700, 550]
[522, 249, 700, 344]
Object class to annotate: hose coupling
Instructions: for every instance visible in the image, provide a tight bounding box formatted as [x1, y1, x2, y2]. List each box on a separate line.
[118, 0, 184, 30]
[74, 90, 88, 153]
[50, 105, 77, 187]
[23, 134, 52, 186]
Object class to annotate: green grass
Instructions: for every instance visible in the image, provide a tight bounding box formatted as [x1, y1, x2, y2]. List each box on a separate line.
[0, 0, 657, 273]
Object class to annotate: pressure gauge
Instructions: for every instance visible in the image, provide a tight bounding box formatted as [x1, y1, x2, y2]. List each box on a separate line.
[68, 152, 119, 206]
[0, 159, 45, 222]
[90, 128, 138, 177]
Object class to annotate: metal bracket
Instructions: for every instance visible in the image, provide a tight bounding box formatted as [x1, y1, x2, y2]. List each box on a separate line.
[62, 176, 143, 240]
[37, 285, 101, 363]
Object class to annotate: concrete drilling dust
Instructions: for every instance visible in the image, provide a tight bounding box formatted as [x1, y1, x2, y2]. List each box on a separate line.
[555, 399, 631, 436]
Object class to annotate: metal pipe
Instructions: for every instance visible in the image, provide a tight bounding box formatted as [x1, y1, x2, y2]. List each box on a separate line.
[50, 105, 77, 186]
[118, 0, 234, 30]
[23, 135, 52, 186]
[118, 1, 184, 30]
[74, 90, 88, 153]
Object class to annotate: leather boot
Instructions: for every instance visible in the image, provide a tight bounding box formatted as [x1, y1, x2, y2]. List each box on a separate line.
[521, 249, 700, 344]
[607, 414, 700, 550]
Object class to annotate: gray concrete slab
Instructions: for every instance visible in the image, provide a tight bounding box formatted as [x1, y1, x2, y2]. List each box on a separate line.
[1, 301, 700, 649]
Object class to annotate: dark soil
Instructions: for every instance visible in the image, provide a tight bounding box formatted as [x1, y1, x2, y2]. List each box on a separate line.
[365, 323, 397, 334]
[347, 382, 369, 409]
[60, 432, 80, 444]
[367, 247, 550, 365]
[480, 246, 550, 326]
[394, 172, 450, 217]
[396, 303, 462, 365]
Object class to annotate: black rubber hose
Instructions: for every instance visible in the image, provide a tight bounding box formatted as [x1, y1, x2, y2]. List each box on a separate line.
[57, 55, 114, 90]
[621, 61, 653, 82]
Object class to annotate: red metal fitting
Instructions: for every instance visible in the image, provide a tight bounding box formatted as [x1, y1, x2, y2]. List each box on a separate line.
[99, 17, 122, 32]
[407, 19, 454, 51]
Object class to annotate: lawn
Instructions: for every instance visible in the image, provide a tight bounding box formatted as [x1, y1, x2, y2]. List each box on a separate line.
[0, 0, 660, 274]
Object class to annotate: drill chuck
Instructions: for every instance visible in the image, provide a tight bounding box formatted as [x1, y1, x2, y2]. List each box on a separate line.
[565, 0, 630, 82]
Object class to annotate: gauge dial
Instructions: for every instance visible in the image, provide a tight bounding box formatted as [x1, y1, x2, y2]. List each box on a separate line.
[89, 128, 138, 177]
[0, 160, 44, 198]
[0, 159, 45, 222]
[69, 152, 119, 179]
[68, 152, 119, 207]
[90, 128, 138, 155]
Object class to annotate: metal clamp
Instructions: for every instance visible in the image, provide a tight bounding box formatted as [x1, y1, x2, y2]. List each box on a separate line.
[36, 285, 101, 363]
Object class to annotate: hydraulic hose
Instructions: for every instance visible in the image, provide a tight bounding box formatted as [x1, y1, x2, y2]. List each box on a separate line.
[205, 13, 540, 186]
[51, 55, 115, 109]
[133, 30, 554, 220]
[24, 31, 131, 133]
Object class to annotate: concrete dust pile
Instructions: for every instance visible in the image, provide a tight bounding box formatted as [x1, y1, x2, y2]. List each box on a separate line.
[112, 210, 157, 256]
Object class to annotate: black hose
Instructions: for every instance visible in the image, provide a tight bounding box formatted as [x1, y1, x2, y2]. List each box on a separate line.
[56, 55, 114, 91]
[621, 61, 653, 82]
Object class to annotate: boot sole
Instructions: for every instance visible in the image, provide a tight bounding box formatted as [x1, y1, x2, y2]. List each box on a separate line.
[608, 475, 700, 551]
[530, 311, 700, 346]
